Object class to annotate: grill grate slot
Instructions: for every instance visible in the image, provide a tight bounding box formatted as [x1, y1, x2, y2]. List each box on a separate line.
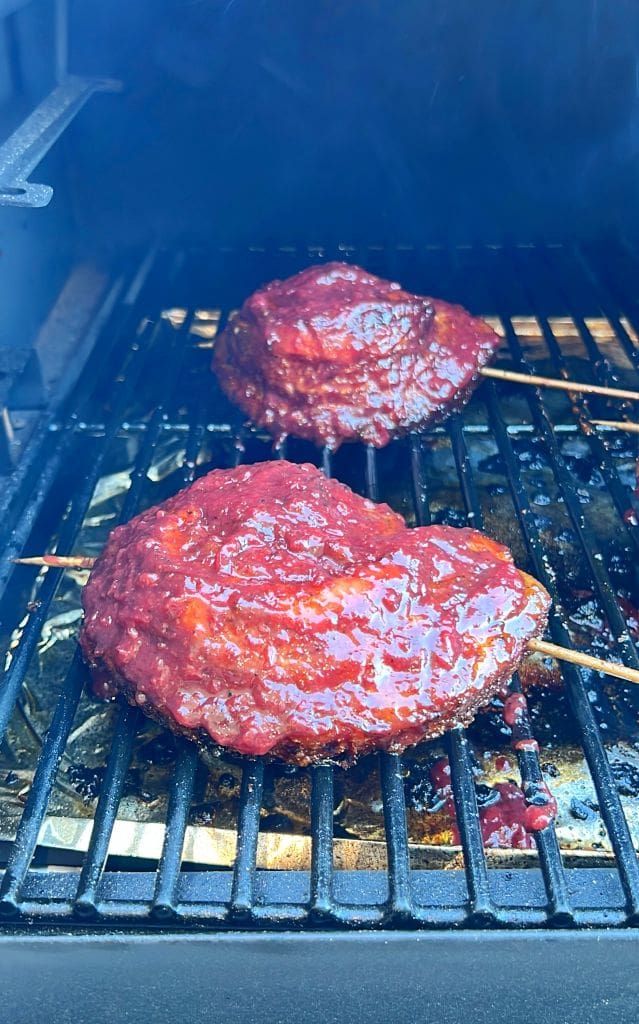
[0, 650, 86, 915]
[75, 323, 195, 914]
[485, 385, 639, 918]
[506, 247, 639, 554]
[1, 241, 639, 929]
[74, 703, 139, 917]
[447, 409, 572, 922]
[0, 315, 166, 745]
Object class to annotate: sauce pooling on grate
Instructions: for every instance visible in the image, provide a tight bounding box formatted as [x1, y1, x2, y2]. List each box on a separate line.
[431, 755, 557, 848]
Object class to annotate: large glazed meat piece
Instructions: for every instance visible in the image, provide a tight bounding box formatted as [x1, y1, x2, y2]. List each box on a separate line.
[80, 461, 550, 766]
[213, 262, 501, 449]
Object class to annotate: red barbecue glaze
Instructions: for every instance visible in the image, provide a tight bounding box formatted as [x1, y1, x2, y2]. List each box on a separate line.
[617, 595, 639, 640]
[523, 784, 558, 832]
[495, 755, 513, 772]
[479, 783, 535, 848]
[503, 692, 528, 729]
[80, 461, 549, 765]
[513, 737, 540, 754]
[430, 757, 554, 849]
[213, 262, 501, 449]
[431, 757, 453, 794]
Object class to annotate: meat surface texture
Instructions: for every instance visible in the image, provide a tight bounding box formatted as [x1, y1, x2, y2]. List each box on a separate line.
[213, 262, 501, 449]
[80, 461, 550, 766]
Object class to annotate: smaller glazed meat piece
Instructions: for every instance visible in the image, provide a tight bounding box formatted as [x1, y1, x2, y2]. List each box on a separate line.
[213, 262, 501, 449]
[80, 461, 550, 766]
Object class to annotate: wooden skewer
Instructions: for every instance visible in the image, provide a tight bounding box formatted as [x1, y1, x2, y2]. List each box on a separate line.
[480, 366, 639, 402]
[589, 419, 639, 434]
[528, 638, 639, 685]
[13, 556, 639, 685]
[13, 555, 96, 570]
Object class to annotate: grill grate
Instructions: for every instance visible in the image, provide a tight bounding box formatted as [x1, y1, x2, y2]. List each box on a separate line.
[1, 241, 639, 929]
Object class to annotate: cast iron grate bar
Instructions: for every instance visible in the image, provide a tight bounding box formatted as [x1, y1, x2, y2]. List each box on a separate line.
[73, 316, 193, 916]
[445, 728, 494, 921]
[504, 245, 639, 556]
[2, 242, 639, 928]
[152, 320, 229, 919]
[408, 431, 494, 921]
[230, 760, 265, 916]
[225, 415, 267, 919]
[73, 702, 139, 916]
[308, 446, 339, 918]
[447, 413, 572, 922]
[309, 766, 335, 918]
[379, 752, 413, 919]
[153, 743, 198, 919]
[0, 315, 166, 747]
[364, 446, 413, 919]
[0, 316, 178, 915]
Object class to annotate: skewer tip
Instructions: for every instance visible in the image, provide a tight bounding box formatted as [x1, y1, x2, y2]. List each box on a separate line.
[13, 555, 96, 570]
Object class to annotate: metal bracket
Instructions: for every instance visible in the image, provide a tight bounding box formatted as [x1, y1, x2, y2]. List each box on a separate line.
[0, 75, 121, 208]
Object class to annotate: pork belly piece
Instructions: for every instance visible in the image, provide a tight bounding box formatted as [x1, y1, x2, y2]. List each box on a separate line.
[213, 262, 500, 449]
[81, 461, 550, 766]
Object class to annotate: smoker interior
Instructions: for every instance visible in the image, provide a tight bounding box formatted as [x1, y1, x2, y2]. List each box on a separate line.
[2, 0, 639, 956]
[0, 240, 639, 931]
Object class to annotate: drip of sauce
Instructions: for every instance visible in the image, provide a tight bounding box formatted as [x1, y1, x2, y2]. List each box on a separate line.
[91, 667, 118, 701]
[617, 595, 639, 641]
[430, 757, 539, 849]
[522, 781, 558, 832]
[479, 782, 535, 849]
[502, 692, 527, 729]
[502, 690, 557, 833]
[513, 737, 540, 754]
[495, 755, 513, 772]
[427, 688, 558, 849]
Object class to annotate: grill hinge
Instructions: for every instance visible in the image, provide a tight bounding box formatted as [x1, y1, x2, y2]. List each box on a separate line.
[0, 75, 121, 208]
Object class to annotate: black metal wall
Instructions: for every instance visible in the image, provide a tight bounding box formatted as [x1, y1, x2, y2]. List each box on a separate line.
[63, 0, 639, 247]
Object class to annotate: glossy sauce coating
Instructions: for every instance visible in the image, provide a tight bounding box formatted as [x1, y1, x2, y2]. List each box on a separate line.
[213, 262, 501, 449]
[80, 461, 550, 765]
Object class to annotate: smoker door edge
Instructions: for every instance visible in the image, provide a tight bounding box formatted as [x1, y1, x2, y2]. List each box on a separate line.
[0, 929, 636, 1023]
